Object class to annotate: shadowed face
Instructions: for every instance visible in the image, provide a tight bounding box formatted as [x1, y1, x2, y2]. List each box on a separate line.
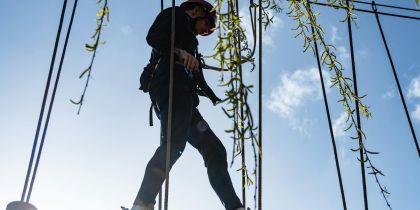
[194, 18, 210, 35]
[189, 6, 211, 36]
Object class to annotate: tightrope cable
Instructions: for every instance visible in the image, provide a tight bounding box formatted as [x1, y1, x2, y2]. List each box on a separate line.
[307, 0, 420, 21]
[355, 0, 420, 12]
[163, 0, 176, 209]
[21, 0, 68, 202]
[345, 0, 369, 209]
[158, 1, 164, 209]
[307, 3, 348, 209]
[233, 0, 247, 205]
[258, 0, 263, 209]
[25, 0, 79, 202]
[372, 1, 420, 159]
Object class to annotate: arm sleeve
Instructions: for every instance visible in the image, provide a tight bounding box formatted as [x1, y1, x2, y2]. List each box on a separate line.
[195, 70, 221, 105]
[146, 8, 180, 55]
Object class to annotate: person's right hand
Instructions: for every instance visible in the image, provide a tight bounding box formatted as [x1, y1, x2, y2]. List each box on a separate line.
[179, 49, 200, 72]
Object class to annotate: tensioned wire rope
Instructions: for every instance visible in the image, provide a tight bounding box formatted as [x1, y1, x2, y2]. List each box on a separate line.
[305, 2, 348, 210]
[26, 0, 80, 202]
[158, 1, 164, 210]
[20, 0, 79, 203]
[307, 0, 420, 21]
[354, 0, 420, 13]
[225, 0, 248, 206]
[163, 0, 176, 209]
[371, 1, 420, 159]
[344, 0, 369, 209]
[245, 1, 260, 209]
[21, 0, 68, 201]
[233, 0, 247, 206]
[257, 0, 262, 208]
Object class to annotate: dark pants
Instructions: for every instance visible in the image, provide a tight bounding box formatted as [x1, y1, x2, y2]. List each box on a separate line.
[135, 85, 243, 210]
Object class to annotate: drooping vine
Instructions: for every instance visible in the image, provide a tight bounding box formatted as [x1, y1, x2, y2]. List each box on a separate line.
[288, 0, 392, 208]
[211, 0, 281, 208]
[71, 0, 109, 114]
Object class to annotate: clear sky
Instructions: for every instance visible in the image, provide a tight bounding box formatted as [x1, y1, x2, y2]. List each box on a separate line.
[1, 0, 419, 210]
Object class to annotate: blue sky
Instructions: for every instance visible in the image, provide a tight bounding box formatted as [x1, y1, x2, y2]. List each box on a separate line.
[1, 0, 419, 210]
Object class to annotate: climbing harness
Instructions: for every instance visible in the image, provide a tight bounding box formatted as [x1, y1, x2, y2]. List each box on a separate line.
[139, 49, 161, 93]
[142, 50, 222, 127]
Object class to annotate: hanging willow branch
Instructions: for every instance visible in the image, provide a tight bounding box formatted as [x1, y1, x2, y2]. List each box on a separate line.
[71, 0, 109, 114]
[211, 0, 281, 208]
[288, 0, 393, 209]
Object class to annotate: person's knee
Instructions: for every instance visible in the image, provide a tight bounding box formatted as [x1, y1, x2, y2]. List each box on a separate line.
[171, 145, 186, 163]
[195, 120, 209, 133]
[157, 142, 187, 168]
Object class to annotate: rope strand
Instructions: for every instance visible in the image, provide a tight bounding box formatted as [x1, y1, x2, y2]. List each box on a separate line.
[355, 0, 420, 12]
[232, 0, 247, 205]
[158, 1, 164, 209]
[372, 1, 420, 159]
[26, 0, 79, 202]
[257, 0, 263, 209]
[306, 0, 420, 21]
[164, 0, 176, 209]
[21, 0, 68, 202]
[307, 3, 348, 209]
[345, 0, 369, 209]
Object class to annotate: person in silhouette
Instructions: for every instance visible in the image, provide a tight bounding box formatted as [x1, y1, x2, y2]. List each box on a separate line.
[130, 1, 245, 210]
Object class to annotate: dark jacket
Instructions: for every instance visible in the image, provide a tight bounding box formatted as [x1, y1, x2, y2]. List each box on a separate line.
[146, 6, 221, 105]
[146, 6, 198, 90]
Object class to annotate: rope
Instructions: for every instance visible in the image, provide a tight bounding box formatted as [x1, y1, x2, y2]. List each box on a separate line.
[25, 0, 79, 202]
[372, 1, 420, 159]
[227, 1, 238, 169]
[232, 0, 247, 206]
[257, 0, 262, 210]
[248, 0, 258, 57]
[164, 0, 176, 209]
[307, 0, 420, 21]
[306, 3, 348, 209]
[158, 128, 163, 210]
[21, 0, 68, 202]
[345, 0, 368, 209]
[355, 0, 420, 12]
[158, 1, 164, 209]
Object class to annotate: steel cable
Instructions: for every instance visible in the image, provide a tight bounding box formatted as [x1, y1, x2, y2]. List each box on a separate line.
[21, 0, 69, 202]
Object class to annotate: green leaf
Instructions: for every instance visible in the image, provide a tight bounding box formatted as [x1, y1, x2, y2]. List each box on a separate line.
[85, 43, 96, 52]
[79, 67, 91, 79]
[70, 98, 82, 105]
